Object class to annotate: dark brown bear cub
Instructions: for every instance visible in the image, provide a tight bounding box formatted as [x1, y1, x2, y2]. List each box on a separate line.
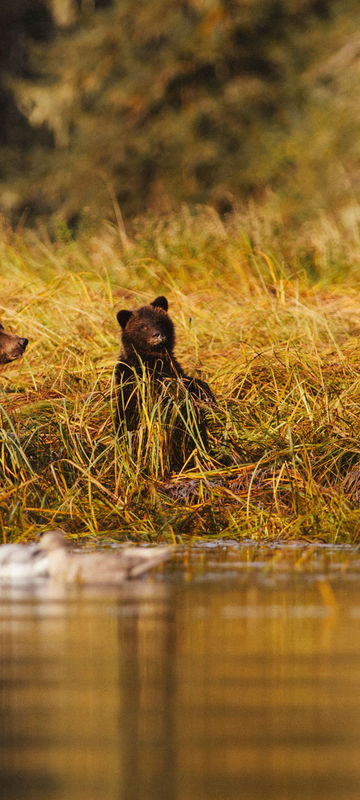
[115, 296, 215, 436]
[0, 322, 28, 366]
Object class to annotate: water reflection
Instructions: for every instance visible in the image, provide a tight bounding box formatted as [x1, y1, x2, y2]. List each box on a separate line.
[1, 542, 360, 800]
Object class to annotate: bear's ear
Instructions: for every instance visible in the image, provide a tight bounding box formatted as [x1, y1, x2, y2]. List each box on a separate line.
[151, 296, 168, 312]
[117, 310, 133, 329]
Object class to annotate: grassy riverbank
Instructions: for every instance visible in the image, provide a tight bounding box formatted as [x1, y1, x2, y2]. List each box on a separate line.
[2, 205, 360, 543]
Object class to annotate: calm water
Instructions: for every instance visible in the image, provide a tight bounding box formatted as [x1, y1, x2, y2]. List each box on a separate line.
[1, 541, 360, 800]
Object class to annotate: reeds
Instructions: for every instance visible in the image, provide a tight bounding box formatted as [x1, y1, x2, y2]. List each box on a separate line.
[1, 205, 360, 542]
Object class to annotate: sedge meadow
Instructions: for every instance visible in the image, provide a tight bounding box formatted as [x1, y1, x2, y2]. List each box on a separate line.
[2, 204, 360, 544]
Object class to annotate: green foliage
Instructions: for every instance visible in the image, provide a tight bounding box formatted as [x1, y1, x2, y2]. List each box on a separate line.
[1, 0, 360, 226]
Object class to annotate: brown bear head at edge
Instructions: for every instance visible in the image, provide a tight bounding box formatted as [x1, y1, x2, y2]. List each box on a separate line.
[0, 322, 28, 365]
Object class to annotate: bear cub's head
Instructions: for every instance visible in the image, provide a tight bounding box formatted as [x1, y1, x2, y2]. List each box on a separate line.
[117, 296, 175, 360]
[0, 322, 28, 365]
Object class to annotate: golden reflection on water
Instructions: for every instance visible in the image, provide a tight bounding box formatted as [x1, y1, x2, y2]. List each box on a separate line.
[1, 544, 360, 800]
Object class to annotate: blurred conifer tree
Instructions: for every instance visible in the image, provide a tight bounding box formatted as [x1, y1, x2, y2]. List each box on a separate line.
[1, 0, 360, 228]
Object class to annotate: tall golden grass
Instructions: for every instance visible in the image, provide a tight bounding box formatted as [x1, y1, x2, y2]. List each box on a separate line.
[1, 205, 360, 543]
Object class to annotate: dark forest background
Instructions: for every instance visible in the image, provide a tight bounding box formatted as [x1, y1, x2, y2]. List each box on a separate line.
[1, 0, 360, 230]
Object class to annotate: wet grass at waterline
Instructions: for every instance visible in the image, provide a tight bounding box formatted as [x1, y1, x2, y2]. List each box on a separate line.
[2, 206, 360, 543]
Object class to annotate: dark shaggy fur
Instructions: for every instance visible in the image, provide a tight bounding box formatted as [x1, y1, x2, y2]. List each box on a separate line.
[0, 322, 28, 366]
[115, 295, 215, 432]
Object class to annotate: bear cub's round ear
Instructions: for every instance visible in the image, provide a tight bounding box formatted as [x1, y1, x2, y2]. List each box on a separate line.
[117, 309, 133, 329]
[151, 296, 168, 312]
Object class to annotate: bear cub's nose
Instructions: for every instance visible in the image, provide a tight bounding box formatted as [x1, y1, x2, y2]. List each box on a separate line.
[151, 331, 165, 344]
[18, 338, 28, 350]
